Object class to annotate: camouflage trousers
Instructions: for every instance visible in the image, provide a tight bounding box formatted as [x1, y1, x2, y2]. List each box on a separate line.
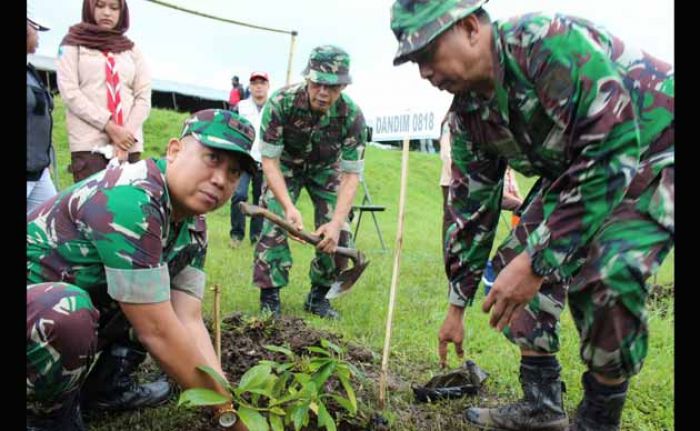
[492, 160, 674, 380]
[253, 164, 354, 289]
[27, 282, 139, 413]
[27, 282, 100, 414]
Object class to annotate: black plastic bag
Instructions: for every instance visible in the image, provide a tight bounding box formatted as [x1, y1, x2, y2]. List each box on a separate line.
[412, 360, 488, 403]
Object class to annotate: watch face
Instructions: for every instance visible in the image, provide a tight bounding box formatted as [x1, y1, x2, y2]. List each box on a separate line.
[533, 265, 553, 277]
[218, 411, 237, 427]
[531, 253, 555, 277]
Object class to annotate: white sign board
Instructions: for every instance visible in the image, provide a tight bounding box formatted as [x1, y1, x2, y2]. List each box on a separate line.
[368, 109, 441, 142]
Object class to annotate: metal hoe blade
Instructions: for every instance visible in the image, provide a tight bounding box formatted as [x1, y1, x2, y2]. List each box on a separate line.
[326, 252, 370, 299]
[238, 202, 370, 298]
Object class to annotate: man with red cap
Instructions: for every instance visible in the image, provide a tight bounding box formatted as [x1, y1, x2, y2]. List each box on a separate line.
[229, 71, 270, 248]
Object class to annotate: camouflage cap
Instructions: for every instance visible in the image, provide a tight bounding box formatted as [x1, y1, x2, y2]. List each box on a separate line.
[391, 0, 488, 66]
[180, 109, 257, 174]
[302, 45, 352, 85]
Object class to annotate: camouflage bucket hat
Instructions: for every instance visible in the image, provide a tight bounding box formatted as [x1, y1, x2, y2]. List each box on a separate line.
[391, 0, 488, 66]
[302, 45, 352, 85]
[180, 109, 257, 174]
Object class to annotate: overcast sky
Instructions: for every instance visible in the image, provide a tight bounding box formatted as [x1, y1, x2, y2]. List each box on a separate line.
[30, 0, 674, 118]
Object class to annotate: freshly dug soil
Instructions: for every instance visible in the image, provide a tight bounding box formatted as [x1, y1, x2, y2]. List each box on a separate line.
[204, 313, 384, 430]
[85, 313, 489, 430]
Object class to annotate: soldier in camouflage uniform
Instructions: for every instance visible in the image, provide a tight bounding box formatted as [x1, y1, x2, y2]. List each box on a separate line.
[391, 1, 673, 430]
[27, 109, 256, 431]
[253, 45, 367, 320]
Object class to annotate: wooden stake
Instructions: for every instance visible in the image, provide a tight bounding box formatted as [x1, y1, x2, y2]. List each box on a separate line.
[286, 31, 298, 86]
[213, 284, 222, 363]
[379, 136, 410, 409]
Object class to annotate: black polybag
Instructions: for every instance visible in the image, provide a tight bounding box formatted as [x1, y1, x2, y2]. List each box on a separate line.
[412, 360, 488, 403]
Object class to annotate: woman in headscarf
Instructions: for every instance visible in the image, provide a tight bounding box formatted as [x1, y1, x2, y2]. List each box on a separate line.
[57, 0, 151, 183]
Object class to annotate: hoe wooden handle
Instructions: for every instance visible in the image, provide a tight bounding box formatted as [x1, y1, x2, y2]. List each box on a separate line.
[238, 202, 361, 262]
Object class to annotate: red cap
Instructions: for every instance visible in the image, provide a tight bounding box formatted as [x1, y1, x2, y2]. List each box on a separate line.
[249, 71, 269, 82]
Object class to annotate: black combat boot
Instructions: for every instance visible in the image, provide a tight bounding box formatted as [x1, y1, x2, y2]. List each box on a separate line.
[568, 372, 628, 431]
[304, 284, 340, 319]
[81, 342, 172, 411]
[465, 356, 568, 431]
[260, 287, 281, 318]
[27, 392, 86, 431]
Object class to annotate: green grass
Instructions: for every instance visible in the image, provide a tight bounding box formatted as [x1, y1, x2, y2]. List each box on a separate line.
[50, 99, 674, 430]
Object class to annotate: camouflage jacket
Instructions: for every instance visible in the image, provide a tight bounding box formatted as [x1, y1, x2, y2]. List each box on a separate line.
[446, 12, 674, 306]
[27, 158, 208, 306]
[259, 82, 367, 174]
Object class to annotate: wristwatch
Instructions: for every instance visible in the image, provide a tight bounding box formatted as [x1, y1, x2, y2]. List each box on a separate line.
[530, 250, 556, 278]
[215, 405, 238, 428]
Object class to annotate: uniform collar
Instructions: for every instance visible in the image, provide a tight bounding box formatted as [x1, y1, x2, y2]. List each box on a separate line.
[490, 22, 510, 123]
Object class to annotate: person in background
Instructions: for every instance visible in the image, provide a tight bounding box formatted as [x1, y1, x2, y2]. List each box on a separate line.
[229, 71, 270, 248]
[57, 0, 151, 183]
[27, 4, 57, 214]
[228, 75, 246, 110]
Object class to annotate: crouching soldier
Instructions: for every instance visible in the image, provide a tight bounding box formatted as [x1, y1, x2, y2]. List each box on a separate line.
[27, 109, 255, 430]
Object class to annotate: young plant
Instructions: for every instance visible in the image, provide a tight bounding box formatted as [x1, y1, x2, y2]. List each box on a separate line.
[179, 339, 363, 431]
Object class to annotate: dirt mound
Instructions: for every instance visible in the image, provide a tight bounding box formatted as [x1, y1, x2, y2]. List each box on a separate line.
[218, 313, 377, 384]
[85, 313, 488, 430]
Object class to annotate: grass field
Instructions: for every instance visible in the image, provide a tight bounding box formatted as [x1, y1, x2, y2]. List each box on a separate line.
[49, 98, 674, 430]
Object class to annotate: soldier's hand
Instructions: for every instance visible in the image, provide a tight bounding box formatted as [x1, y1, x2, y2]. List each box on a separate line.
[284, 206, 305, 243]
[314, 221, 342, 254]
[482, 251, 544, 331]
[285, 206, 304, 230]
[438, 304, 466, 368]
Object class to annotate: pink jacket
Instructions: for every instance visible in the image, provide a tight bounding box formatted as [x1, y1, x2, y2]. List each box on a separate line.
[57, 44, 151, 153]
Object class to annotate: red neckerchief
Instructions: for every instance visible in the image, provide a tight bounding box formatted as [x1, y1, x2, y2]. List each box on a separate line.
[103, 51, 127, 161]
